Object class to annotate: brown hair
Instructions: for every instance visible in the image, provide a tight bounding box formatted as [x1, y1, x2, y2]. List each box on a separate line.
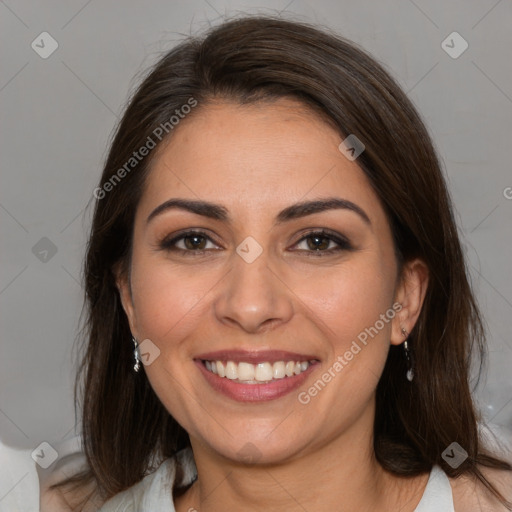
[51, 14, 511, 510]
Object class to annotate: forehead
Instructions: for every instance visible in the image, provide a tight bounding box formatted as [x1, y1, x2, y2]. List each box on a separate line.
[138, 98, 385, 227]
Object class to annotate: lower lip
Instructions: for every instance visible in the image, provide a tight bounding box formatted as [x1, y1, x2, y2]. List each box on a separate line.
[195, 360, 318, 402]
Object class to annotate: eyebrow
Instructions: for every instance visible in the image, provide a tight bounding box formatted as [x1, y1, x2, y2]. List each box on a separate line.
[146, 197, 371, 227]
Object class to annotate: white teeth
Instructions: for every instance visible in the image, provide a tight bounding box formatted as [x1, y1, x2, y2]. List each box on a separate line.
[204, 359, 313, 383]
[238, 362, 255, 380]
[273, 361, 286, 379]
[255, 362, 273, 382]
[225, 361, 237, 380]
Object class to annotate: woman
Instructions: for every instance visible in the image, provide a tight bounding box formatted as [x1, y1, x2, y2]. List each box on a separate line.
[45, 15, 512, 511]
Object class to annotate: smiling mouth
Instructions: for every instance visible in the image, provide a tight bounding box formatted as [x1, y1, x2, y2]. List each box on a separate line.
[201, 359, 318, 384]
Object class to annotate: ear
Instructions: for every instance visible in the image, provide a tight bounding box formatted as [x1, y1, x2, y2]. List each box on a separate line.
[113, 261, 139, 338]
[391, 258, 429, 346]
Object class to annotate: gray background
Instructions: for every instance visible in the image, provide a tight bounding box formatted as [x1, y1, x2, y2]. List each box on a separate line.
[1, 0, 511, 453]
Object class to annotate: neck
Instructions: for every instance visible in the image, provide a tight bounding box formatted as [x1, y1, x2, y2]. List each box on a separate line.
[175, 405, 428, 512]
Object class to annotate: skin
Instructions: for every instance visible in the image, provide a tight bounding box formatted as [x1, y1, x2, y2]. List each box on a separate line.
[37, 100, 511, 512]
[115, 97, 434, 511]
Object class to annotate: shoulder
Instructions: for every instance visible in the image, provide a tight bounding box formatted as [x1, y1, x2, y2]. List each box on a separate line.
[40, 477, 104, 512]
[39, 450, 104, 512]
[449, 465, 512, 512]
[98, 457, 177, 511]
[447, 423, 512, 511]
[99, 447, 196, 511]
[449, 422, 512, 512]
[40, 443, 195, 512]
[41, 456, 175, 512]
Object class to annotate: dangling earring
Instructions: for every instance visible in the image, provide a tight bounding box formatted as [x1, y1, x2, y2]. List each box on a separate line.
[132, 336, 141, 372]
[402, 327, 414, 382]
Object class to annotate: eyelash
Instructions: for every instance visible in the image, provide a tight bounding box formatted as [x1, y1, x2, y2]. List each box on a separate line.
[158, 229, 353, 257]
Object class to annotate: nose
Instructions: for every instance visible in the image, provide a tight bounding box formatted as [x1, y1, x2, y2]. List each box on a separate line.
[213, 249, 294, 334]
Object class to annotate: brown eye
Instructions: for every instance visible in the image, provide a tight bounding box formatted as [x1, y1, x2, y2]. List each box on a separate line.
[292, 230, 353, 255]
[182, 234, 207, 250]
[305, 234, 331, 251]
[159, 230, 220, 253]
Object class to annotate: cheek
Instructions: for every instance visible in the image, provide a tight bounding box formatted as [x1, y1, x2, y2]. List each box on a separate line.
[130, 255, 215, 344]
[128, 257, 215, 421]
[296, 255, 396, 350]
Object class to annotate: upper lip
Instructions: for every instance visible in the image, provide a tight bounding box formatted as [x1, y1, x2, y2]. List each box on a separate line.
[195, 350, 320, 364]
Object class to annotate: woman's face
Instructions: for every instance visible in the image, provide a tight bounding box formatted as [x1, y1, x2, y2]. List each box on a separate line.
[117, 98, 427, 464]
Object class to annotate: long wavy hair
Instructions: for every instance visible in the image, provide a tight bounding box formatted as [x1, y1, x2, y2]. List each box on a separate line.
[51, 15, 511, 510]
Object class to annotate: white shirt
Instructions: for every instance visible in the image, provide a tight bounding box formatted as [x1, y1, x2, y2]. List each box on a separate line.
[97, 447, 455, 511]
[2, 421, 509, 511]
